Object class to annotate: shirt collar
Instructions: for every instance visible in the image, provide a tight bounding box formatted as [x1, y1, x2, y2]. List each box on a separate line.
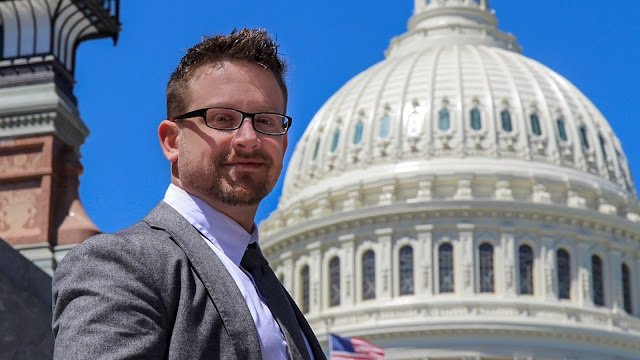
[163, 184, 258, 266]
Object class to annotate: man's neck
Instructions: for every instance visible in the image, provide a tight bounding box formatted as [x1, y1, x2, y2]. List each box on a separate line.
[206, 201, 257, 233]
[170, 181, 258, 233]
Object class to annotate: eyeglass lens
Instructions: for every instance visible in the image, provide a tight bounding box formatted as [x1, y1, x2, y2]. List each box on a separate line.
[205, 108, 286, 134]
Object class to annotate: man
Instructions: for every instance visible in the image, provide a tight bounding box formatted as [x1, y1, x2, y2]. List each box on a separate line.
[52, 28, 325, 360]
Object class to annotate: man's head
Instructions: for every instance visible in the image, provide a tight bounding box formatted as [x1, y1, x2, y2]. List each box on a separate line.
[166, 28, 288, 120]
[158, 29, 289, 231]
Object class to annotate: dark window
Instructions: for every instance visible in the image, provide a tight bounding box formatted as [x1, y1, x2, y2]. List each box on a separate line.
[592, 255, 604, 306]
[362, 250, 376, 300]
[598, 134, 608, 161]
[519, 245, 534, 295]
[479, 243, 494, 293]
[331, 129, 340, 153]
[329, 257, 340, 306]
[301, 265, 310, 313]
[501, 110, 513, 132]
[622, 263, 633, 314]
[557, 249, 571, 299]
[438, 108, 450, 131]
[438, 243, 454, 293]
[530, 114, 541, 136]
[470, 108, 482, 130]
[353, 121, 364, 145]
[312, 139, 320, 160]
[557, 118, 568, 141]
[399, 246, 414, 295]
[580, 126, 590, 149]
[379, 115, 391, 138]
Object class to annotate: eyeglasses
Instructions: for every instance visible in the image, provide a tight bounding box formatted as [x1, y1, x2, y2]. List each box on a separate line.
[173, 107, 292, 136]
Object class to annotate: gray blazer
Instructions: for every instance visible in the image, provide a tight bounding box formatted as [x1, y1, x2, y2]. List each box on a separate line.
[52, 201, 325, 360]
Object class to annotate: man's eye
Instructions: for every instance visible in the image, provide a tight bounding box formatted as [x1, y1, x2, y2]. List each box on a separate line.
[210, 113, 234, 122]
[255, 116, 274, 125]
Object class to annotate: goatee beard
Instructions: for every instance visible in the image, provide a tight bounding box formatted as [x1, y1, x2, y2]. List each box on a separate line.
[208, 150, 276, 206]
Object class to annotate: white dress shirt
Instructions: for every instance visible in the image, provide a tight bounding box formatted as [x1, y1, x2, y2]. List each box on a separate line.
[163, 184, 289, 360]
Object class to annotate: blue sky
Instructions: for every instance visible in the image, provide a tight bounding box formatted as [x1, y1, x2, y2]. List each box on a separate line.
[74, 1, 640, 233]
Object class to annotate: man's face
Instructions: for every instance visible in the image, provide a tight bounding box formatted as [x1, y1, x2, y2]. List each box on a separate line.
[174, 60, 287, 208]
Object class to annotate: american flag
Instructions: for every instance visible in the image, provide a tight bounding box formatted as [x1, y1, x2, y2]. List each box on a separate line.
[329, 333, 385, 360]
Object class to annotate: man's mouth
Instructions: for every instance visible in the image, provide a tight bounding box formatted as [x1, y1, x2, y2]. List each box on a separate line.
[226, 160, 266, 170]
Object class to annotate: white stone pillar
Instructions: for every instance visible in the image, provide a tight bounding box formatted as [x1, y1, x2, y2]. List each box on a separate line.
[540, 237, 557, 301]
[310, 248, 322, 313]
[502, 232, 516, 297]
[376, 227, 393, 300]
[339, 234, 355, 307]
[577, 241, 592, 307]
[458, 224, 475, 295]
[416, 224, 433, 296]
[608, 248, 623, 312]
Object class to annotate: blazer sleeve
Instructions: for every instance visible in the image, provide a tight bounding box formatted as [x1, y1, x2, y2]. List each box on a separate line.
[52, 233, 172, 359]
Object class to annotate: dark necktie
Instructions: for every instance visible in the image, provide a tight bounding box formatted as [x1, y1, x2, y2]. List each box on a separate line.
[241, 243, 311, 360]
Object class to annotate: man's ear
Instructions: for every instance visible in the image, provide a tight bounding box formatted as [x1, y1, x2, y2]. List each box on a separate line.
[158, 120, 180, 162]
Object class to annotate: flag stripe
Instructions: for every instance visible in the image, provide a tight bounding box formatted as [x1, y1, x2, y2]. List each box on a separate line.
[329, 333, 384, 360]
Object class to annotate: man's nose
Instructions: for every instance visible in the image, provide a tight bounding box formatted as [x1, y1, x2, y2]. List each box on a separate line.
[232, 117, 260, 149]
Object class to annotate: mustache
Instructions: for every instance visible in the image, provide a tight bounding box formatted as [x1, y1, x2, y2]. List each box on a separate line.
[215, 149, 273, 166]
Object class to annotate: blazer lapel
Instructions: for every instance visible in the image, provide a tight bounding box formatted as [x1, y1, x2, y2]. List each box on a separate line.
[143, 201, 262, 360]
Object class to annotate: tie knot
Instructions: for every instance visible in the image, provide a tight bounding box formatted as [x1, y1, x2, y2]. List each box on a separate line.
[241, 243, 268, 273]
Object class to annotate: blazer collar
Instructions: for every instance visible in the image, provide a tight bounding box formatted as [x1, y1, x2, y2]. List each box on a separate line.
[142, 201, 262, 360]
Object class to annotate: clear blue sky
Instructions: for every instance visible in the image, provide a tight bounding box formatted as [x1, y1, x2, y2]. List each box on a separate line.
[74, 1, 640, 233]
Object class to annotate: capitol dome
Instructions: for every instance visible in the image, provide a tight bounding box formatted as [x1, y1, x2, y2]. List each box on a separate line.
[261, 1, 640, 359]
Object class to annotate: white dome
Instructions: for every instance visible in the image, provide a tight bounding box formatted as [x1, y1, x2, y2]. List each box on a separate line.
[269, 0, 637, 225]
[261, 1, 640, 359]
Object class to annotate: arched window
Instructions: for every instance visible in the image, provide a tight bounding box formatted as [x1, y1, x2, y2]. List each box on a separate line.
[622, 263, 632, 314]
[300, 265, 310, 313]
[557, 249, 571, 299]
[598, 134, 608, 160]
[479, 243, 494, 293]
[353, 121, 364, 145]
[438, 243, 454, 293]
[518, 245, 534, 295]
[438, 108, 450, 131]
[362, 250, 376, 300]
[406, 110, 422, 136]
[379, 114, 391, 139]
[470, 108, 482, 130]
[312, 139, 320, 161]
[399, 245, 414, 295]
[331, 129, 340, 153]
[501, 110, 513, 132]
[530, 114, 541, 136]
[591, 255, 604, 306]
[329, 257, 340, 306]
[579, 125, 590, 149]
[557, 118, 568, 141]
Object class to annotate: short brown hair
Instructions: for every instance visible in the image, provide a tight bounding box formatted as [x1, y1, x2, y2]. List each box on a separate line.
[166, 28, 288, 119]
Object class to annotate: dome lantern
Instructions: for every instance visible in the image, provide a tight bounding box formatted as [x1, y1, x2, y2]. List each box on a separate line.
[390, 0, 520, 58]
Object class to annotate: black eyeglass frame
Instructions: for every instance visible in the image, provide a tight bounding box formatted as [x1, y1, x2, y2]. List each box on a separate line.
[172, 107, 292, 136]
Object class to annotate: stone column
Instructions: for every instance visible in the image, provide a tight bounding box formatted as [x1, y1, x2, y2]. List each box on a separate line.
[376, 227, 393, 300]
[540, 236, 557, 301]
[502, 232, 516, 297]
[416, 224, 433, 296]
[458, 223, 475, 295]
